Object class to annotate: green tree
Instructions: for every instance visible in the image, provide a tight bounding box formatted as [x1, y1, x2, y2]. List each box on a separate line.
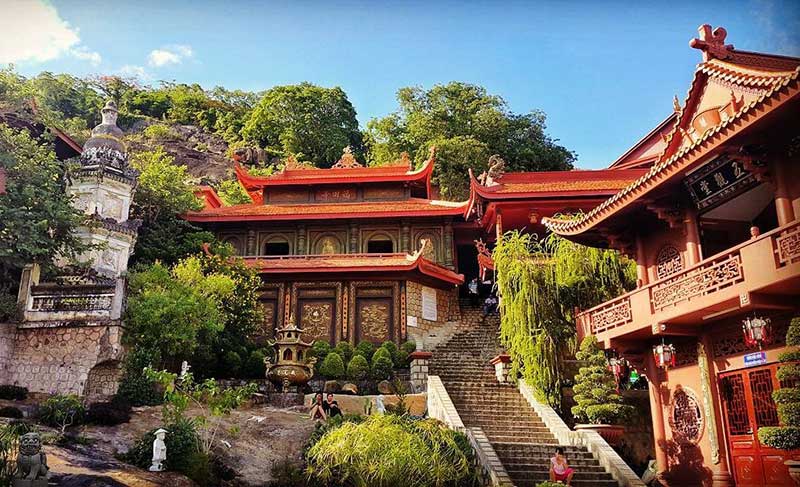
[0, 124, 88, 277]
[759, 317, 800, 450]
[241, 83, 363, 166]
[367, 82, 575, 200]
[572, 336, 633, 424]
[216, 179, 251, 206]
[493, 229, 635, 408]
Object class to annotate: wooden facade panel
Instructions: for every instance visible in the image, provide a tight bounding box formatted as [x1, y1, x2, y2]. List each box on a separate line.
[298, 299, 336, 343]
[356, 297, 393, 344]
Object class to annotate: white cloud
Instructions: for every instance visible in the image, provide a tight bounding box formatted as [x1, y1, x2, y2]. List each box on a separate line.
[118, 65, 151, 81]
[70, 46, 102, 66]
[147, 44, 194, 67]
[0, 0, 102, 66]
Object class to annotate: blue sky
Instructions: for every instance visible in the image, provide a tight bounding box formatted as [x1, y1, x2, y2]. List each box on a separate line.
[5, 0, 799, 168]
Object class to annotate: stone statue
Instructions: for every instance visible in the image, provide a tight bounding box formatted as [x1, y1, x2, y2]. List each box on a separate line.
[486, 155, 505, 182]
[375, 394, 386, 415]
[149, 429, 168, 472]
[13, 432, 48, 487]
[180, 361, 190, 379]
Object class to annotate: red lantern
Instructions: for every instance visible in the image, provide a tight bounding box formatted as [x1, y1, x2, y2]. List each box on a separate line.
[743, 315, 772, 349]
[653, 342, 676, 369]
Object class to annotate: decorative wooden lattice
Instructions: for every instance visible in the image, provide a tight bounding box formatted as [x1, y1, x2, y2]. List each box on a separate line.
[721, 375, 750, 435]
[750, 369, 779, 429]
[656, 245, 683, 279]
[669, 387, 704, 444]
[651, 253, 743, 310]
[590, 298, 633, 334]
[775, 222, 800, 267]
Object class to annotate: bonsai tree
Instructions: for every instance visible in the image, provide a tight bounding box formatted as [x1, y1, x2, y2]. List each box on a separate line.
[571, 336, 633, 424]
[759, 316, 800, 450]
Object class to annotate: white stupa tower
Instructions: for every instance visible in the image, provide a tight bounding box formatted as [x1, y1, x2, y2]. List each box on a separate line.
[67, 100, 139, 277]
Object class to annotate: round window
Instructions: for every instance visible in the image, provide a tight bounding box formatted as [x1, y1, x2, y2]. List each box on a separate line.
[669, 387, 704, 444]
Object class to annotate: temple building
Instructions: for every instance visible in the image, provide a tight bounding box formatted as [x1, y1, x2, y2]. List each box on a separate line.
[545, 25, 800, 487]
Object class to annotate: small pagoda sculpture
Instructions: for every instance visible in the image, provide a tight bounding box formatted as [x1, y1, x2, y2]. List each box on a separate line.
[265, 314, 316, 391]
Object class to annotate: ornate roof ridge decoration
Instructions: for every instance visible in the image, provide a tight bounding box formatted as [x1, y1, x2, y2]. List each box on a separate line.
[283, 154, 315, 171]
[543, 66, 800, 236]
[331, 146, 363, 169]
[689, 24, 734, 61]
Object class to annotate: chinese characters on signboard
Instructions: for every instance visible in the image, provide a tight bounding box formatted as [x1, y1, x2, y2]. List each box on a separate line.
[684, 155, 759, 211]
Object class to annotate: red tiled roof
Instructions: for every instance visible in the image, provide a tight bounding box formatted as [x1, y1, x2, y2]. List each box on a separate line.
[470, 169, 646, 199]
[184, 198, 467, 222]
[244, 252, 464, 285]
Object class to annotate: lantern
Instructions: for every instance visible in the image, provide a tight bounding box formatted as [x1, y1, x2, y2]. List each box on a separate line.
[653, 342, 676, 369]
[742, 315, 772, 349]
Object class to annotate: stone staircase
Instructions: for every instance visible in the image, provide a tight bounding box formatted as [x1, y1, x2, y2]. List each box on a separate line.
[429, 310, 617, 487]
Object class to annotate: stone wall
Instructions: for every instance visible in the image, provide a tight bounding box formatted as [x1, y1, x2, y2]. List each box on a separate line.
[0, 322, 123, 398]
[405, 281, 460, 349]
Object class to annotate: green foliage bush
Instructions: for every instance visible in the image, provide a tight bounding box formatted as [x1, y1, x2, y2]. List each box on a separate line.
[222, 351, 242, 378]
[123, 417, 200, 475]
[86, 398, 132, 426]
[116, 347, 163, 406]
[399, 341, 417, 367]
[319, 352, 346, 379]
[39, 394, 85, 431]
[571, 336, 633, 425]
[305, 414, 477, 487]
[535, 482, 565, 487]
[0, 385, 27, 401]
[381, 341, 399, 365]
[142, 123, 174, 140]
[0, 421, 34, 482]
[372, 346, 392, 365]
[760, 317, 800, 450]
[354, 341, 376, 361]
[334, 342, 354, 364]
[347, 355, 370, 381]
[371, 355, 394, 381]
[243, 350, 266, 379]
[779, 350, 800, 363]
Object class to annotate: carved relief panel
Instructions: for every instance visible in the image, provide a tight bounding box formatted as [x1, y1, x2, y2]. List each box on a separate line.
[309, 231, 347, 255]
[292, 283, 342, 343]
[356, 298, 393, 344]
[656, 244, 684, 280]
[413, 229, 442, 262]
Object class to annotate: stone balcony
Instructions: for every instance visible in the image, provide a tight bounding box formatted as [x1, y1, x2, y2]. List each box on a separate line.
[577, 219, 800, 348]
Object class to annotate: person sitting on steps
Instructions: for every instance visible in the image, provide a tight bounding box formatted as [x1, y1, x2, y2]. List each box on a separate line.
[549, 446, 575, 485]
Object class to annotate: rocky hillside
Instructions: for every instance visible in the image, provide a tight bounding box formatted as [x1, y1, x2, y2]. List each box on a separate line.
[125, 119, 234, 183]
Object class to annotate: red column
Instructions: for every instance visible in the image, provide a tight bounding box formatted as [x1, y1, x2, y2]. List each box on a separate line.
[635, 234, 648, 287]
[685, 207, 702, 265]
[645, 351, 669, 478]
[495, 211, 503, 243]
[701, 334, 734, 487]
[774, 159, 796, 226]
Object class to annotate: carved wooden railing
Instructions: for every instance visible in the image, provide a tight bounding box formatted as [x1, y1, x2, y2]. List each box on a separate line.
[650, 251, 744, 311]
[587, 296, 633, 334]
[774, 219, 800, 268]
[29, 293, 114, 312]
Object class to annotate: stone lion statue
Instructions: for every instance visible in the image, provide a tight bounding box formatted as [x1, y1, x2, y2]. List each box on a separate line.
[14, 432, 48, 485]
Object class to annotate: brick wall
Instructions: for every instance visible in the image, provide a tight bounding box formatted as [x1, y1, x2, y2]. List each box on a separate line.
[0, 323, 123, 398]
[405, 281, 459, 346]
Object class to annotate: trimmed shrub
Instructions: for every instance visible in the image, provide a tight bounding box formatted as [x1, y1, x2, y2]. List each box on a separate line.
[372, 346, 392, 365]
[0, 385, 28, 401]
[535, 482, 565, 487]
[760, 316, 800, 450]
[39, 394, 85, 431]
[779, 349, 800, 363]
[347, 355, 370, 381]
[355, 341, 376, 361]
[311, 341, 332, 373]
[371, 355, 394, 381]
[86, 398, 132, 426]
[381, 341, 399, 365]
[398, 341, 417, 367]
[0, 406, 23, 419]
[335, 342, 354, 363]
[571, 336, 633, 425]
[319, 352, 346, 379]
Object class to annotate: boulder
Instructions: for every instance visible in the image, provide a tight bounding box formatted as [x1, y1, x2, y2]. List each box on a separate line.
[377, 380, 393, 395]
[341, 383, 358, 395]
[323, 380, 340, 393]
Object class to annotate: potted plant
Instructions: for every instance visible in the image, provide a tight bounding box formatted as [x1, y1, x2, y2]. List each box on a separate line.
[571, 336, 633, 445]
[758, 316, 800, 485]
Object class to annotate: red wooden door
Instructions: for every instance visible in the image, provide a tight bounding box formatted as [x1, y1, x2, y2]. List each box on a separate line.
[719, 365, 795, 486]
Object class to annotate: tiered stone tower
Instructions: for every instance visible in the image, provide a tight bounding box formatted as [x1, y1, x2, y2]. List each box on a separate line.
[66, 100, 139, 277]
[7, 101, 138, 399]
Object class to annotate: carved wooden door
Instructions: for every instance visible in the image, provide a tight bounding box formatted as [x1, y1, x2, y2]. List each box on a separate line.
[719, 365, 797, 486]
[297, 299, 336, 344]
[355, 297, 393, 344]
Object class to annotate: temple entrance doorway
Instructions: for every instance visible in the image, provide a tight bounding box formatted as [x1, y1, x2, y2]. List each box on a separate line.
[719, 364, 795, 486]
[456, 244, 478, 299]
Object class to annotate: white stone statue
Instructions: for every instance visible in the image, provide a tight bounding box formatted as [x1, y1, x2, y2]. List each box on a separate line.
[180, 361, 190, 379]
[149, 429, 167, 472]
[375, 394, 386, 415]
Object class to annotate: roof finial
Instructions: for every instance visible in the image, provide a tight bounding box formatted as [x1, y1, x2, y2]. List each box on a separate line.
[690, 24, 734, 61]
[673, 95, 682, 114]
[331, 146, 363, 169]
